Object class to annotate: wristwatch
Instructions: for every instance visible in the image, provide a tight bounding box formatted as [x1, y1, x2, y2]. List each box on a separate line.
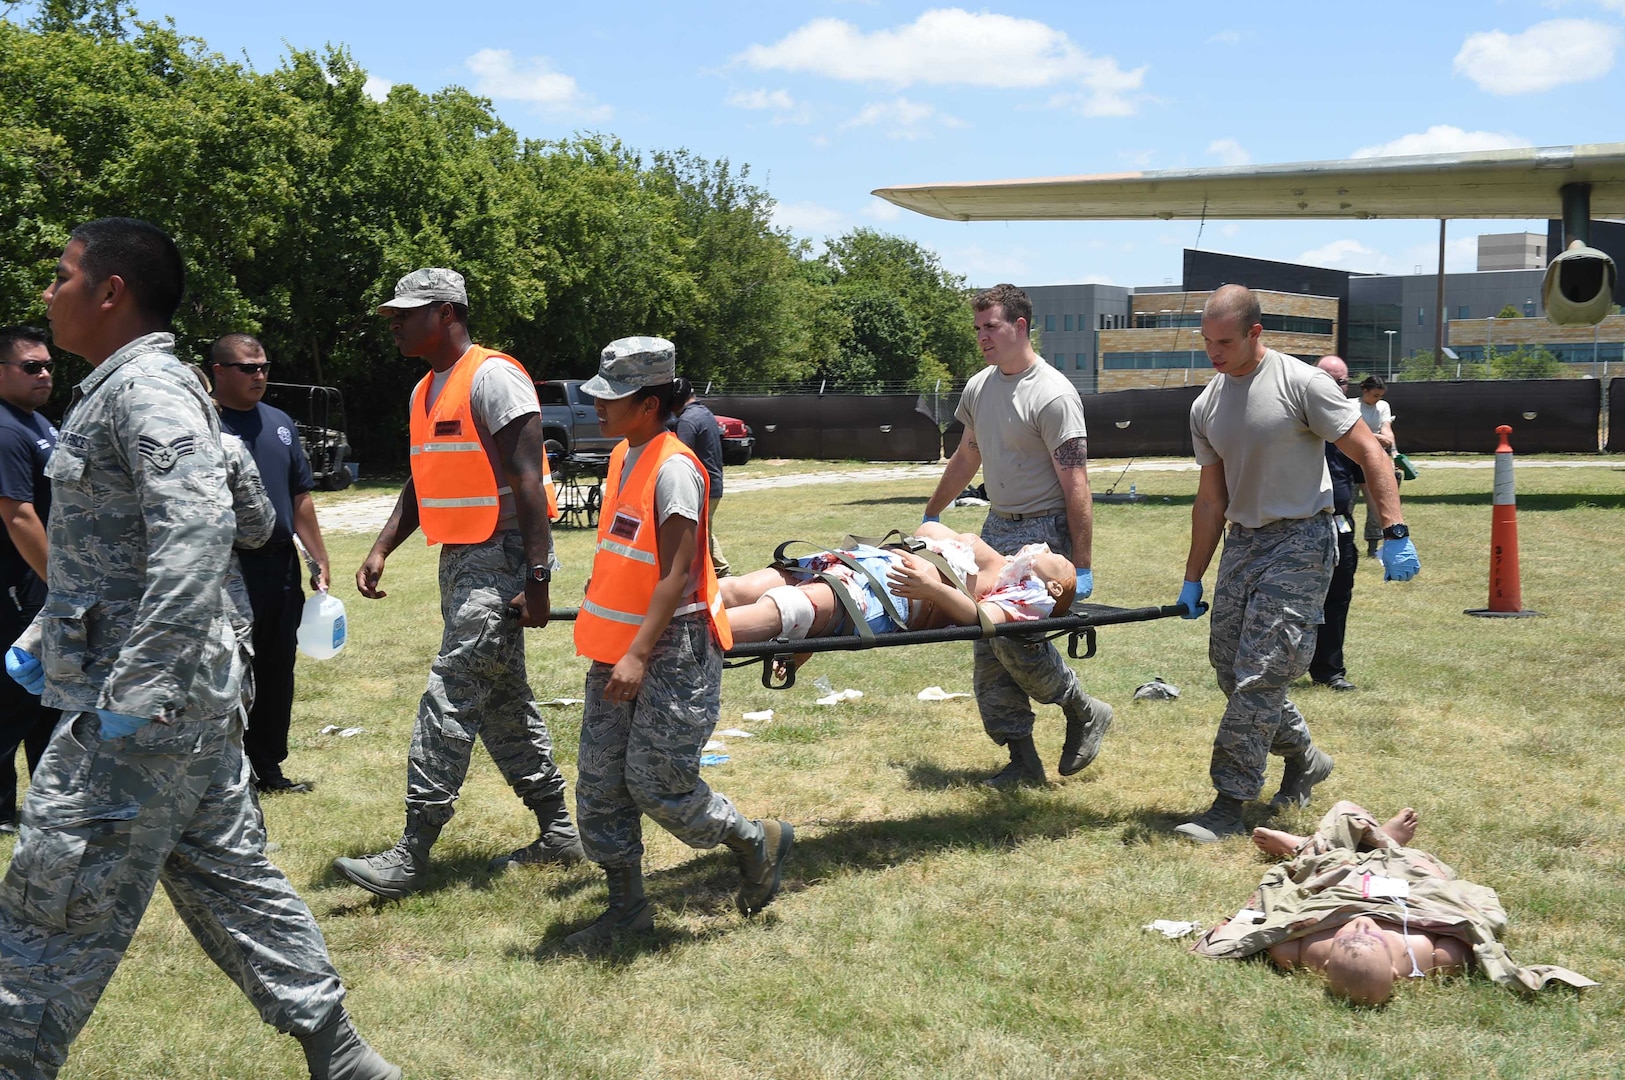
[527, 564, 552, 583]
[1381, 523, 1410, 540]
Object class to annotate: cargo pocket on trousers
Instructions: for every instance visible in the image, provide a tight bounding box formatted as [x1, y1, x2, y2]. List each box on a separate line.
[0, 798, 141, 934]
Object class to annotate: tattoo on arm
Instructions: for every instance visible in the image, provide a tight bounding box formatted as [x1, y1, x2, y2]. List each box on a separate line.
[1052, 436, 1089, 467]
[966, 436, 978, 453]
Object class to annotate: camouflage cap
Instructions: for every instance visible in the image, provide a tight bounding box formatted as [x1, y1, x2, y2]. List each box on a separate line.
[377, 268, 468, 313]
[580, 336, 676, 400]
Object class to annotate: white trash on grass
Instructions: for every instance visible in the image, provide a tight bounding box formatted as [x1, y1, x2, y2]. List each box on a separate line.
[917, 686, 970, 701]
[1142, 920, 1201, 939]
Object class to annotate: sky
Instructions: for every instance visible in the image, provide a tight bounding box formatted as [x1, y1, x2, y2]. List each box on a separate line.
[39, 0, 1625, 289]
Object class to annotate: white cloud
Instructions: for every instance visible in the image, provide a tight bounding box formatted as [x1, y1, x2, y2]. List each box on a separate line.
[1207, 137, 1250, 166]
[1219, 224, 1242, 238]
[1400, 236, 1480, 275]
[1453, 19, 1619, 94]
[1352, 125, 1532, 159]
[937, 243, 1037, 283]
[726, 88, 796, 111]
[737, 9, 1147, 117]
[362, 75, 393, 102]
[1207, 30, 1244, 44]
[1296, 239, 1387, 272]
[1594, 0, 1625, 13]
[840, 96, 964, 138]
[464, 49, 609, 116]
[862, 197, 902, 222]
[770, 200, 849, 237]
[1295, 236, 1478, 275]
[1118, 149, 1155, 168]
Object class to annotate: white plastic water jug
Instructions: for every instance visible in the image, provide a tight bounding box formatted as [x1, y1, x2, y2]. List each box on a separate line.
[297, 589, 347, 659]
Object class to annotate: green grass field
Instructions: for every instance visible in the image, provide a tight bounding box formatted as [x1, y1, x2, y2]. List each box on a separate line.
[7, 456, 1625, 1079]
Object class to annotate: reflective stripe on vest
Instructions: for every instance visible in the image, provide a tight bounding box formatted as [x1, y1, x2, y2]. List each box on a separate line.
[575, 431, 733, 663]
[408, 346, 557, 545]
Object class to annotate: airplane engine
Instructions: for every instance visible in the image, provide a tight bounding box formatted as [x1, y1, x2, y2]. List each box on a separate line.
[1543, 240, 1618, 326]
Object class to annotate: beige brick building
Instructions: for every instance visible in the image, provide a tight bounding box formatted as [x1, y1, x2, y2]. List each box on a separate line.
[1449, 313, 1625, 378]
[1095, 289, 1339, 392]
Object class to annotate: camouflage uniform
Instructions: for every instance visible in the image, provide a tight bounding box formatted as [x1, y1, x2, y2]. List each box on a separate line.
[221, 430, 276, 718]
[1206, 514, 1336, 800]
[973, 511, 1088, 744]
[576, 613, 736, 866]
[0, 334, 345, 1077]
[407, 530, 567, 828]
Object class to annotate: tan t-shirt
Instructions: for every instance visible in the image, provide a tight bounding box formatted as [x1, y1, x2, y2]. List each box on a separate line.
[1189, 349, 1359, 528]
[425, 349, 540, 533]
[955, 357, 1088, 516]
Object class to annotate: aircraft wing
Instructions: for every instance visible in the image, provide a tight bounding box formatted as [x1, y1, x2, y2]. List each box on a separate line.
[872, 143, 1625, 222]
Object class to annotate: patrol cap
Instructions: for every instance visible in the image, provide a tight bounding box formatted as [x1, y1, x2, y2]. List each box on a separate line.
[580, 336, 676, 400]
[377, 268, 468, 314]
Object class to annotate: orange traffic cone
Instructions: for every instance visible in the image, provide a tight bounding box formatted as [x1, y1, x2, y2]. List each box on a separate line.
[1466, 425, 1540, 618]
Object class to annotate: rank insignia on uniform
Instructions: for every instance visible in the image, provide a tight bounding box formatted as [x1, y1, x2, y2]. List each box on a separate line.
[137, 433, 198, 472]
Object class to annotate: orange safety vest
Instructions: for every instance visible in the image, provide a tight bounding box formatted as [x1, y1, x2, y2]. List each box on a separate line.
[575, 431, 732, 662]
[408, 345, 558, 545]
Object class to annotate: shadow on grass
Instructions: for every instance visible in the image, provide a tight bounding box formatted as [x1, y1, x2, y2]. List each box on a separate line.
[1392, 492, 1625, 510]
[843, 495, 939, 508]
[314, 847, 602, 912]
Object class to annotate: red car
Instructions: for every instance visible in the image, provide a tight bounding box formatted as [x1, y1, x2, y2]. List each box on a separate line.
[716, 414, 755, 466]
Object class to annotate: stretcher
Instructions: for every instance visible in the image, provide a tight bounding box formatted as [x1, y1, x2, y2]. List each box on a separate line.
[546, 602, 1188, 690]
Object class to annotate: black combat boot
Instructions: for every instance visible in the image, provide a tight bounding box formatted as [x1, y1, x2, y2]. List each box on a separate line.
[564, 864, 654, 950]
[1174, 794, 1247, 843]
[983, 735, 1047, 789]
[489, 795, 586, 871]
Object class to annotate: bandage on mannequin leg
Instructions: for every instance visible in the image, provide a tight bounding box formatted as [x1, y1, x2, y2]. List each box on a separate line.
[764, 585, 815, 640]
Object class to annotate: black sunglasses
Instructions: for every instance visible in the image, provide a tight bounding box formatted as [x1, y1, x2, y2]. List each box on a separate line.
[218, 362, 272, 374]
[0, 360, 53, 375]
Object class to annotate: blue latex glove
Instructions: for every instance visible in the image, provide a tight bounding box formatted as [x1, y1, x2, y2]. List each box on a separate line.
[922, 512, 941, 524]
[1075, 568, 1093, 600]
[1381, 537, 1420, 582]
[97, 709, 151, 740]
[1177, 579, 1208, 619]
[5, 646, 43, 696]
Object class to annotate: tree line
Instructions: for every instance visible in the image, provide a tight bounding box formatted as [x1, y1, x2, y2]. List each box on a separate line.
[0, 3, 981, 467]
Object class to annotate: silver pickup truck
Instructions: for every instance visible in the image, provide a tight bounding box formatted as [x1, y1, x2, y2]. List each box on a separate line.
[536, 379, 618, 458]
[535, 378, 755, 465]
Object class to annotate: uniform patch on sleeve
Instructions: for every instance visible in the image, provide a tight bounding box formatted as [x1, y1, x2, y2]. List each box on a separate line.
[137, 434, 198, 472]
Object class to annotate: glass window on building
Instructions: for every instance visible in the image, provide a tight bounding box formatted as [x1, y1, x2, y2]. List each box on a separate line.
[1045, 315, 1055, 332]
[1457, 305, 1470, 319]
[1418, 307, 1425, 325]
[1064, 315, 1073, 332]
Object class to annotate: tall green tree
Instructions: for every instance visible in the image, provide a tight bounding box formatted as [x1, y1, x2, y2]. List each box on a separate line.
[819, 229, 979, 388]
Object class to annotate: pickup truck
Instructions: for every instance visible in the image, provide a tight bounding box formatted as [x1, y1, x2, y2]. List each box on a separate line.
[536, 379, 754, 465]
[536, 379, 619, 458]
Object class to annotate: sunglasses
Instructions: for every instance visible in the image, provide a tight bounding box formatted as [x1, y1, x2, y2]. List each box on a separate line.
[0, 360, 53, 375]
[218, 362, 272, 374]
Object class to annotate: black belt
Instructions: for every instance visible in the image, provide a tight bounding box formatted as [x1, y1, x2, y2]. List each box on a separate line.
[988, 508, 1064, 522]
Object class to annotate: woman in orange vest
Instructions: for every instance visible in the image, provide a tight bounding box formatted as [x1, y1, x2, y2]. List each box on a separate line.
[568, 336, 793, 950]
